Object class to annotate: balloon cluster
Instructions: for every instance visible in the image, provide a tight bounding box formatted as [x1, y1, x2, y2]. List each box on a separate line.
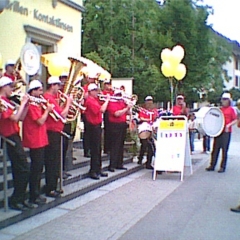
[160, 45, 186, 81]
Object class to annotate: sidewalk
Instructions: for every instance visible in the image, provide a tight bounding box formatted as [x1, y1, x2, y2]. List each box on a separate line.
[0, 138, 210, 240]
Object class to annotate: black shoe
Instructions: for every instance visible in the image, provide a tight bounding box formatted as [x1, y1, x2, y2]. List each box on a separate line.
[84, 153, 91, 158]
[146, 165, 153, 170]
[99, 172, 108, 177]
[89, 172, 100, 180]
[46, 190, 60, 198]
[23, 200, 38, 209]
[205, 166, 214, 171]
[63, 172, 69, 180]
[108, 167, 115, 172]
[157, 171, 164, 174]
[116, 166, 128, 170]
[218, 168, 225, 173]
[66, 172, 72, 177]
[230, 206, 240, 213]
[137, 159, 142, 165]
[9, 202, 28, 211]
[34, 196, 47, 205]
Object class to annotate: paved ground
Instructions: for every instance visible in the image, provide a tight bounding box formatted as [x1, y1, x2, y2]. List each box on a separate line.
[0, 127, 239, 240]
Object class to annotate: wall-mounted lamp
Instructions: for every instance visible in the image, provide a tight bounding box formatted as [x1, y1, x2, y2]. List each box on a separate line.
[52, 0, 57, 8]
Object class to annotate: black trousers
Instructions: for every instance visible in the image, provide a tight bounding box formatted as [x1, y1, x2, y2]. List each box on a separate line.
[88, 123, 102, 174]
[29, 147, 45, 202]
[210, 132, 231, 170]
[109, 122, 127, 168]
[6, 134, 29, 204]
[63, 123, 71, 171]
[82, 114, 90, 155]
[138, 138, 155, 167]
[103, 112, 111, 153]
[45, 131, 61, 194]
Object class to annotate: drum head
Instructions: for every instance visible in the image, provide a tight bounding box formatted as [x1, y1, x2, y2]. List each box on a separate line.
[202, 108, 225, 137]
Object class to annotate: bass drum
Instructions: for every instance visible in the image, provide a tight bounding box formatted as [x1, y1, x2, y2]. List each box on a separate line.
[138, 122, 152, 139]
[195, 107, 225, 137]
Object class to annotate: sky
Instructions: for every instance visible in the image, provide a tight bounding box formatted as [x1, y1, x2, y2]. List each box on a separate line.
[204, 0, 240, 42]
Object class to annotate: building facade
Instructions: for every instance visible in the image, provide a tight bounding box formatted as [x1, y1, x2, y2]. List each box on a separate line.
[223, 41, 240, 90]
[0, 0, 84, 85]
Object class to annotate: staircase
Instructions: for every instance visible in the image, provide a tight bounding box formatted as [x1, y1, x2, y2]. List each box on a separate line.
[0, 140, 142, 229]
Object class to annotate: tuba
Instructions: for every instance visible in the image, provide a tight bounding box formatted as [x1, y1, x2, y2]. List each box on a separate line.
[61, 57, 85, 122]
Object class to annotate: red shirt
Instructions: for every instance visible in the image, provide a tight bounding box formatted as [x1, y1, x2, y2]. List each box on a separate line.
[83, 83, 90, 93]
[0, 96, 19, 137]
[3, 72, 15, 82]
[102, 89, 114, 96]
[139, 108, 158, 123]
[173, 105, 188, 116]
[84, 96, 102, 125]
[43, 92, 64, 132]
[108, 101, 127, 123]
[221, 106, 237, 132]
[22, 103, 48, 149]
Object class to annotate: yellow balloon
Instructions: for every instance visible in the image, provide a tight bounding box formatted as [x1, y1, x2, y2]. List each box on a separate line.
[174, 63, 187, 81]
[160, 48, 172, 63]
[172, 45, 185, 62]
[161, 62, 175, 77]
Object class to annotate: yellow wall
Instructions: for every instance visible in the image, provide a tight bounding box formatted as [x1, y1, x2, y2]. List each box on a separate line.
[0, 0, 83, 67]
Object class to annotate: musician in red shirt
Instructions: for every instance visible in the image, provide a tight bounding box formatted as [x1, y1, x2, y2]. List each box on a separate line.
[107, 89, 132, 172]
[102, 81, 114, 154]
[206, 92, 237, 173]
[172, 95, 188, 116]
[22, 80, 53, 206]
[0, 76, 30, 211]
[82, 72, 99, 158]
[137, 96, 158, 169]
[3, 60, 16, 82]
[84, 83, 110, 180]
[43, 76, 72, 198]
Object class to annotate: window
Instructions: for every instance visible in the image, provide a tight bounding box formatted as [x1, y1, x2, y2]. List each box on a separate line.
[235, 76, 239, 87]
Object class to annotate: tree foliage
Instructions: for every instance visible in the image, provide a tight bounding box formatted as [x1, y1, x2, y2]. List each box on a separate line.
[82, 0, 232, 105]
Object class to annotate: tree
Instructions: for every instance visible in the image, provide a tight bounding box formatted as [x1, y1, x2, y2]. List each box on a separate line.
[82, 0, 232, 105]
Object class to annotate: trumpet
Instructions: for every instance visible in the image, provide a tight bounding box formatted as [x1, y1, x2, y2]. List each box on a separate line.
[39, 96, 67, 123]
[58, 90, 86, 111]
[98, 93, 138, 106]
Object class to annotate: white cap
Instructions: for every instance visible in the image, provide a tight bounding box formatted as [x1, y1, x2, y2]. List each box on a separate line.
[237, 99, 240, 104]
[0, 76, 13, 87]
[28, 80, 42, 92]
[114, 89, 122, 95]
[145, 96, 153, 101]
[5, 59, 15, 66]
[177, 95, 184, 99]
[88, 71, 99, 79]
[60, 72, 69, 77]
[47, 76, 61, 85]
[221, 92, 232, 99]
[88, 83, 98, 91]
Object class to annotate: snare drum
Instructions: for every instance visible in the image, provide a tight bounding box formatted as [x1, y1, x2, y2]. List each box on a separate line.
[138, 122, 152, 139]
[195, 107, 225, 137]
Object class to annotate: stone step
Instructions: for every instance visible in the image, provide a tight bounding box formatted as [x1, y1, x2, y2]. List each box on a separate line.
[0, 161, 143, 229]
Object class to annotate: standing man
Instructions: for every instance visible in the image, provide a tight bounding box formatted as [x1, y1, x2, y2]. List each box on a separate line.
[84, 83, 110, 180]
[22, 80, 53, 206]
[0, 76, 30, 210]
[206, 93, 237, 173]
[43, 76, 72, 197]
[102, 81, 114, 154]
[82, 72, 99, 157]
[137, 96, 158, 169]
[172, 95, 188, 116]
[3, 60, 16, 82]
[59, 72, 72, 179]
[107, 89, 132, 172]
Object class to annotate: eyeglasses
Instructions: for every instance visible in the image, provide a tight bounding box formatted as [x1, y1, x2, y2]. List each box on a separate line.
[221, 98, 229, 101]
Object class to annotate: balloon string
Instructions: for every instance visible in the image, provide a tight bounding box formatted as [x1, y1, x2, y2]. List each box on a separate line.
[169, 77, 174, 111]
